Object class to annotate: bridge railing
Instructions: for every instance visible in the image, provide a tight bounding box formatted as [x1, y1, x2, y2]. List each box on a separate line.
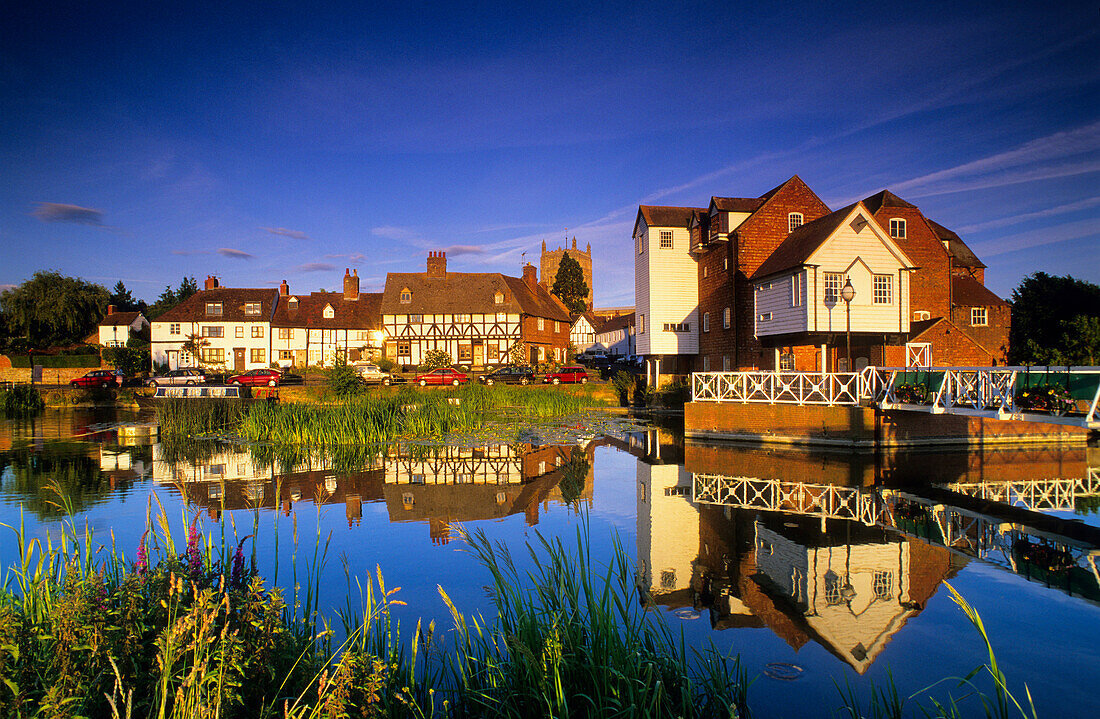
[692, 371, 861, 405]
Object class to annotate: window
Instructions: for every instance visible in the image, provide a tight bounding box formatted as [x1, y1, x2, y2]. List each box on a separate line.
[662, 322, 690, 332]
[454, 313, 471, 323]
[458, 344, 472, 362]
[408, 314, 423, 323]
[201, 326, 224, 338]
[824, 572, 842, 605]
[639, 314, 645, 334]
[199, 347, 224, 363]
[702, 312, 710, 332]
[723, 257, 728, 271]
[250, 348, 265, 363]
[400, 288, 412, 303]
[722, 355, 730, 371]
[703, 265, 709, 279]
[402, 493, 414, 509]
[759, 312, 772, 321]
[554, 321, 560, 332]
[758, 281, 772, 291]
[538, 346, 545, 361]
[780, 352, 795, 371]
[235, 326, 244, 338]
[288, 296, 298, 309]
[637, 234, 645, 254]
[278, 328, 292, 340]
[537, 317, 545, 330]
[791, 273, 802, 307]
[824, 273, 844, 302]
[723, 307, 731, 329]
[659, 230, 673, 249]
[873, 571, 893, 600]
[702, 356, 710, 371]
[169, 323, 180, 335]
[890, 218, 906, 239]
[496, 311, 507, 321]
[873, 275, 893, 304]
[205, 302, 222, 316]
[486, 344, 499, 361]
[323, 305, 334, 319]
[279, 350, 293, 360]
[244, 302, 261, 316]
[397, 341, 411, 356]
[494, 291, 504, 304]
[788, 213, 804, 233]
[971, 307, 988, 326]
[913, 310, 931, 321]
[251, 325, 264, 338]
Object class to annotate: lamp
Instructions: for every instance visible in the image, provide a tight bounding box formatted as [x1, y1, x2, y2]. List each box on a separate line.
[841, 279, 855, 371]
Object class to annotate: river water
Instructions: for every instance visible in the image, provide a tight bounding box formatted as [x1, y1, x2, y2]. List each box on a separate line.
[1, 408, 1098, 717]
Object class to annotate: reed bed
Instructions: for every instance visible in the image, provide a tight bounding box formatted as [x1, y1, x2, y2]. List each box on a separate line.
[0, 492, 1038, 719]
[155, 384, 605, 445]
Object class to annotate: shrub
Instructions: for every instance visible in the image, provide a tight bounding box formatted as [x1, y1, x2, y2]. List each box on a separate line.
[327, 362, 363, 399]
[375, 357, 396, 373]
[1, 384, 44, 415]
[419, 349, 453, 371]
[611, 370, 633, 406]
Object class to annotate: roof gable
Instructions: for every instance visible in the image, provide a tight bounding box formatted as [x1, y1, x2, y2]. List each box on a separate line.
[861, 190, 917, 215]
[271, 291, 382, 329]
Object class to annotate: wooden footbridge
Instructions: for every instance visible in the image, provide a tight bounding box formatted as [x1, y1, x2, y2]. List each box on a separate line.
[692, 366, 1100, 429]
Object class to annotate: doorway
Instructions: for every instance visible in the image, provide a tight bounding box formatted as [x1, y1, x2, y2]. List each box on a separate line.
[234, 348, 246, 372]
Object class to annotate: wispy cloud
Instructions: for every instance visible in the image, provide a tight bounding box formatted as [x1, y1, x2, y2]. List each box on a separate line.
[294, 262, 336, 273]
[441, 245, 485, 256]
[217, 248, 254, 260]
[171, 249, 211, 256]
[324, 252, 366, 261]
[955, 196, 1100, 234]
[260, 226, 310, 240]
[32, 202, 104, 225]
[969, 218, 1098, 258]
[372, 225, 419, 241]
[892, 121, 1100, 198]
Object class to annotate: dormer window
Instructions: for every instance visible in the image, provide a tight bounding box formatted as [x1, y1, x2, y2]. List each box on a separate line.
[788, 213, 803, 233]
[244, 302, 261, 315]
[400, 288, 412, 304]
[205, 302, 222, 316]
[288, 296, 298, 309]
[890, 218, 906, 239]
[323, 304, 334, 319]
[494, 291, 504, 304]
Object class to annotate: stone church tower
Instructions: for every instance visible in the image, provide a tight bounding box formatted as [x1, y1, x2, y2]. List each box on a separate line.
[540, 236, 593, 311]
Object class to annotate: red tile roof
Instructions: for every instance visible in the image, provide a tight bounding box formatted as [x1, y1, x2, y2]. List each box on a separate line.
[638, 205, 706, 228]
[99, 311, 143, 327]
[153, 288, 279, 323]
[927, 219, 986, 269]
[751, 203, 858, 279]
[380, 272, 570, 322]
[596, 312, 635, 334]
[271, 292, 382, 329]
[711, 197, 764, 212]
[952, 276, 1007, 307]
[861, 190, 917, 215]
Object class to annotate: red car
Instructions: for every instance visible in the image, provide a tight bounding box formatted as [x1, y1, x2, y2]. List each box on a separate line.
[70, 369, 119, 388]
[543, 366, 589, 385]
[228, 369, 282, 387]
[414, 368, 469, 387]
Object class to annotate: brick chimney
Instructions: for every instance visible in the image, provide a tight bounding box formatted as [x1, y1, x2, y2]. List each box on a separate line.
[279, 279, 289, 296]
[522, 263, 538, 291]
[204, 275, 219, 290]
[107, 304, 115, 315]
[343, 268, 359, 300]
[426, 251, 447, 278]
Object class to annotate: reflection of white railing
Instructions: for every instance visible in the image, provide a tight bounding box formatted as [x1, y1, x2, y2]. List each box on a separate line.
[692, 367, 1100, 428]
[693, 473, 887, 525]
[692, 371, 860, 405]
[946, 474, 1100, 512]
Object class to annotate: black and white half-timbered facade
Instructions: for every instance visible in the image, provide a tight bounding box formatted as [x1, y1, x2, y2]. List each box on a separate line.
[380, 252, 571, 370]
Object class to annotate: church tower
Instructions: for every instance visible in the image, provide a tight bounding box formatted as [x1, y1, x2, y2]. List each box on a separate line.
[540, 236, 593, 311]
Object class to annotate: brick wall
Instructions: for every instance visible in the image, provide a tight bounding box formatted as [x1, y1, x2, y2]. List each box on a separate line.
[685, 442, 876, 485]
[0, 365, 105, 385]
[872, 208, 952, 319]
[697, 243, 736, 369]
[520, 315, 569, 361]
[949, 303, 1010, 363]
[918, 320, 999, 366]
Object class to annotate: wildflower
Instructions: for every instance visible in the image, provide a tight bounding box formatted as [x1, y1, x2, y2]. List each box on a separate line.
[135, 542, 149, 579]
[186, 516, 202, 577]
[231, 534, 253, 589]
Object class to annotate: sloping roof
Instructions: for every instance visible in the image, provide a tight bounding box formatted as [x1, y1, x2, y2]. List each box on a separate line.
[861, 190, 917, 215]
[153, 288, 279, 323]
[99, 311, 142, 327]
[379, 272, 570, 322]
[596, 312, 635, 335]
[638, 205, 706, 228]
[270, 291, 382, 329]
[711, 197, 765, 213]
[571, 312, 599, 331]
[952, 276, 1008, 307]
[751, 203, 858, 279]
[927, 219, 986, 268]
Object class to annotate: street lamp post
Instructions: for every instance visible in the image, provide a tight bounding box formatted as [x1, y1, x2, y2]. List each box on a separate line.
[841, 278, 855, 372]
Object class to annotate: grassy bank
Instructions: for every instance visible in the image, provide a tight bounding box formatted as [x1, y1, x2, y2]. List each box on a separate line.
[0, 500, 1039, 718]
[156, 384, 609, 444]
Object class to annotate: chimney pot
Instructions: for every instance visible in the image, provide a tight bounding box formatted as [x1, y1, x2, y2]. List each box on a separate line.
[426, 250, 447, 278]
[522, 263, 538, 291]
[343, 267, 360, 300]
[279, 279, 289, 296]
[107, 304, 115, 315]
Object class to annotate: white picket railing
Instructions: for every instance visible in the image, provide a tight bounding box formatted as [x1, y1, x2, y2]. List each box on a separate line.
[692, 371, 861, 405]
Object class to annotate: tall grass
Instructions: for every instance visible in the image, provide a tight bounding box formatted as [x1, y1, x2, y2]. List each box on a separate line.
[157, 384, 606, 445]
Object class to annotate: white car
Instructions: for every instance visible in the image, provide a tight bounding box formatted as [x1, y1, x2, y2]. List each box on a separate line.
[354, 364, 393, 385]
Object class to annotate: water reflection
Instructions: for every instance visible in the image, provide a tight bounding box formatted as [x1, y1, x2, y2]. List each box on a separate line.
[628, 430, 1100, 673]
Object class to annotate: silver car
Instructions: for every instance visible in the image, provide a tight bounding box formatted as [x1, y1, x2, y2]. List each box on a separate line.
[146, 367, 207, 387]
[354, 363, 393, 386]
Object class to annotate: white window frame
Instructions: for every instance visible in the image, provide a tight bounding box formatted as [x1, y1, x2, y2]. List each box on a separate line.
[873, 275, 893, 304]
[201, 325, 224, 338]
[235, 326, 244, 338]
[250, 348, 265, 364]
[890, 218, 906, 239]
[759, 312, 772, 322]
[400, 289, 412, 303]
[824, 273, 843, 303]
[791, 273, 802, 307]
[278, 328, 292, 340]
[251, 325, 264, 338]
[244, 302, 261, 316]
[703, 312, 710, 332]
[169, 323, 180, 335]
[537, 317, 545, 331]
[205, 302, 222, 316]
[723, 307, 731, 329]
[971, 307, 988, 326]
[788, 213, 803, 233]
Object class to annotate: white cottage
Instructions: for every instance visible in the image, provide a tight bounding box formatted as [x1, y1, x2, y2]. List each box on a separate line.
[97, 306, 149, 347]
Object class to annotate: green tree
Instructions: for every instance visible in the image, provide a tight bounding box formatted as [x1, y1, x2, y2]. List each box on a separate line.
[180, 333, 212, 368]
[147, 276, 198, 319]
[1010, 272, 1100, 364]
[102, 339, 151, 376]
[0, 270, 109, 349]
[419, 349, 453, 370]
[550, 252, 589, 315]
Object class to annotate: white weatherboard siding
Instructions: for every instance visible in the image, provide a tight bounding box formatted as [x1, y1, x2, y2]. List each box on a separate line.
[635, 224, 698, 355]
[596, 326, 634, 356]
[636, 462, 699, 597]
[754, 272, 808, 337]
[151, 320, 272, 371]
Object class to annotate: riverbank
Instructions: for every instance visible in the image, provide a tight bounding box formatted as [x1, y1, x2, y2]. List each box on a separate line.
[0, 511, 1036, 719]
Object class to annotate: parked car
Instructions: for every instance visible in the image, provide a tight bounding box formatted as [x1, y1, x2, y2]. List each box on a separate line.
[228, 368, 283, 387]
[478, 365, 536, 386]
[543, 366, 589, 385]
[70, 370, 119, 388]
[354, 363, 393, 385]
[414, 367, 469, 386]
[145, 368, 207, 387]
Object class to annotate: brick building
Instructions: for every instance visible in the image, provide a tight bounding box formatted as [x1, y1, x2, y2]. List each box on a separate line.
[540, 237, 593, 310]
[634, 177, 1010, 381]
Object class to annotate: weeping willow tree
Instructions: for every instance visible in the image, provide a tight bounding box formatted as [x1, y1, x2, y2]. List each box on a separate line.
[0, 271, 109, 349]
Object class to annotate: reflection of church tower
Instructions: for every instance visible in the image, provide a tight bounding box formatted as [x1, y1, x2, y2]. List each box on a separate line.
[540, 236, 593, 311]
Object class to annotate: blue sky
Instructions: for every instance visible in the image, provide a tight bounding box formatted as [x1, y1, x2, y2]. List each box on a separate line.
[2, 1, 1097, 305]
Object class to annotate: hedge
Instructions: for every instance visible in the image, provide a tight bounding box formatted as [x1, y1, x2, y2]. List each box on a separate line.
[6, 354, 102, 368]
